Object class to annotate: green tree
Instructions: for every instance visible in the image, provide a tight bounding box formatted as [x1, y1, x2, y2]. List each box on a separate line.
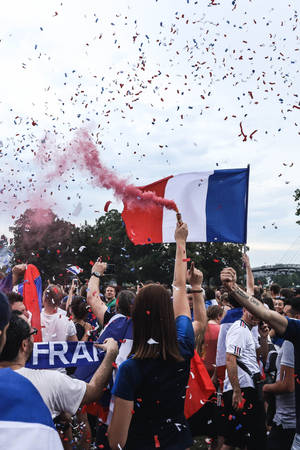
[75, 210, 245, 287]
[10, 208, 78, 283]
[10, 208, 245, 288]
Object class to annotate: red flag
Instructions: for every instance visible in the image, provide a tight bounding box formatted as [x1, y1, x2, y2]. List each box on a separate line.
[184, 351, 215, 419]
[22, 264, 42, 342]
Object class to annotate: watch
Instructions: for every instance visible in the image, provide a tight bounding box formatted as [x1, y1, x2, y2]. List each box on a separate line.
[91, 271, 101, 279]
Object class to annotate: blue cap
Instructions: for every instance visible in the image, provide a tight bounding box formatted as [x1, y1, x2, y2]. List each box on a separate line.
[0, 292, 11, 330]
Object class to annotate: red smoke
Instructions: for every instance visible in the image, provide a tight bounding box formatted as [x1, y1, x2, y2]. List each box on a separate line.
[43, 129, 178, 212]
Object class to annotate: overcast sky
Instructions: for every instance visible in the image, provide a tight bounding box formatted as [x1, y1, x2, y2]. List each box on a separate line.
[0, 0, 299, 268]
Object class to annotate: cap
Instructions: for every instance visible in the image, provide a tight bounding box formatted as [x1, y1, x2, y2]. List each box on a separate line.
[0, 291, 11, 330]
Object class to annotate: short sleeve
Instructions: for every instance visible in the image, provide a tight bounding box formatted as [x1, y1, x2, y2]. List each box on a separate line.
[111, 360, 141, 401]
[282, 318, 300, 345]
[226, 323, 247, 357]
[53, 371, 86, 415]
[280, 340, 294, 368]
[176, 315, 195, 359]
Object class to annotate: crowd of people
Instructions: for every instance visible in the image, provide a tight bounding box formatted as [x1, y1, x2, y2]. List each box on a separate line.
[0, 222, 300, 449]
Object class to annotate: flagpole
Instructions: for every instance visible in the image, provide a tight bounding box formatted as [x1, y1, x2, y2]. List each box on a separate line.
[244, 164, 250, 248]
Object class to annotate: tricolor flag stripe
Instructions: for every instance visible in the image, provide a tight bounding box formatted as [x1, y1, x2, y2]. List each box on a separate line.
[122, 167, 249, 245]
[122, 175, 172, 244]
[162, 171, 213, 242]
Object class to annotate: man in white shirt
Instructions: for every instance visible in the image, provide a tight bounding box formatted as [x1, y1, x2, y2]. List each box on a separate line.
[222, 307, 269, 450]
[41, 285, 77, 342]
[0, 293, 63, 449]
[0, 312, 118, 419]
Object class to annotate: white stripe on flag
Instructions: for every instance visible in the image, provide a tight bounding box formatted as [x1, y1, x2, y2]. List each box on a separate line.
[162, 172, 213, 242]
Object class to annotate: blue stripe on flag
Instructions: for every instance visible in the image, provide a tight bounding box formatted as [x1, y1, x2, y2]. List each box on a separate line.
[34, 275, 43, 311]
[206, 168, 249, 243]
[75, 315, 132, 383]
[0, 368, 55, 428]
[220, 307, 243, 325]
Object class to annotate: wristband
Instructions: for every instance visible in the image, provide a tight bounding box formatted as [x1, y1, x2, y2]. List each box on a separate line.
[189, 288, 204, 294]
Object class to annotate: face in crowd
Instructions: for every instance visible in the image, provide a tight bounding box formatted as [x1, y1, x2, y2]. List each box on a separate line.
[105, 286, 116, 301]
[243, 309, 260, 327]
[274, 299, 284, 315]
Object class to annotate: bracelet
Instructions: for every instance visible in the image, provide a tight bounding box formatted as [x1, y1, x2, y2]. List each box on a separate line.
[189, 288, 204, 294]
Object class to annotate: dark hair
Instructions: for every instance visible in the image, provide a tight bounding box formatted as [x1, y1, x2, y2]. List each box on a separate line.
[207, 305, 224, 321]
[290, 297, 300, 315]
[0, 312, 30, 362]
[263, 296, 275, 311]
[254, 286, 263, 300]
[79, 284, 88, 298]
[280, 288, 294, 300]
[130, 284, 183, 362]
[227, 292, 241, 309]
[7, 292, 23, 305]
[116, 290, 135, 317]
[270, 283, 280, 295]
[71, 296, 89, 320]
[205, 288, 216, 301]
[43, 285, 63, 307]
[105, 285, 116, 294]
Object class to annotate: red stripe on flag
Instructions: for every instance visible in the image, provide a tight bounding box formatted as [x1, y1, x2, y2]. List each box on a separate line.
[121, 176, 173, 245]
[23, 264, 42, 342]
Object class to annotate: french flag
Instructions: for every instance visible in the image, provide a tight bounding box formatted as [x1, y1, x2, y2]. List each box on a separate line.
[18, 264, 43, 342]
[0, 368, 62, 449]
[122, 168, 249, 245]
[66, 265, 83, 276]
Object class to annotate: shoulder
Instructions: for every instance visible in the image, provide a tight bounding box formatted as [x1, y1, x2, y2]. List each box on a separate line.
[283, 317, 300, 343]
[226, 320, 248, 343]
[176, 315, 195, 359]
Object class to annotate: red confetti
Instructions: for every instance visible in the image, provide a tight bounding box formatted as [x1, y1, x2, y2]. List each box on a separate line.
[182, 258, 191, 262]
[238, 398, 246, 408]
[89, 260, 94, 266]
[104, 200, 112, 212]
[146, 310, 151, 315]
[154, 435, 160, 448]
[213, 259, 220, 263]
[112, 362, 117, 369]
[239, 122, 247, 142]
[249, 130, 258, 140]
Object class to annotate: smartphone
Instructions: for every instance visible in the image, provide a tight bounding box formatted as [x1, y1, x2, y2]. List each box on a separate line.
[105, 264, 115, 274]
[73, 278, 78, 287]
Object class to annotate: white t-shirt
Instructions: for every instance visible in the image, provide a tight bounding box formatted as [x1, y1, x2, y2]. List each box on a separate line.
[223, 319, 260, 392]
[16, 367, 86, 418]
[41, 309, 76, 342]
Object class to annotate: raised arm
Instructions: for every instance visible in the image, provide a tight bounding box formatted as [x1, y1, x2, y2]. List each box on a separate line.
[87, 261, 108, 326]
[66, 279, 76, 315]
[242, 253, 254, 295]
[172, 222, 191, 319]
[220, 268, 288, 336]
[187, 262, 206, 338]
